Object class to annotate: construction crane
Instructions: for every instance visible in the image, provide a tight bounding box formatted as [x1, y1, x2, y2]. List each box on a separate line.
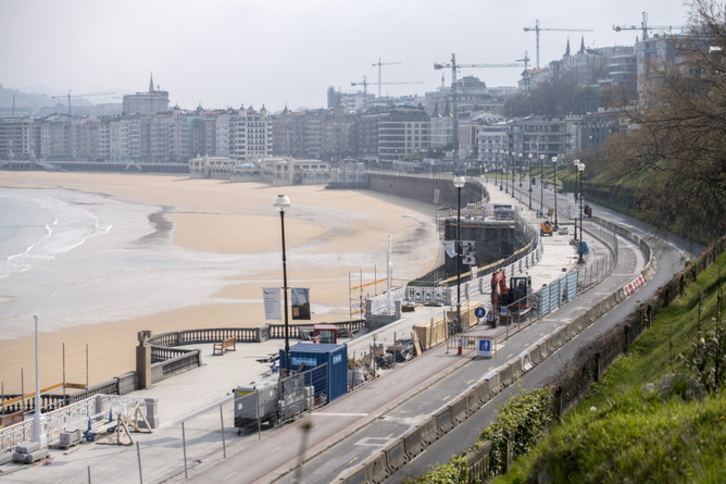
[372, 58, 402, 97]
[613, 12, 687, 41]
[523, 19, 593, 69]
[51, 90, 115, 116]
[433, 53, 528, 167]
[351, 76, 424, 108]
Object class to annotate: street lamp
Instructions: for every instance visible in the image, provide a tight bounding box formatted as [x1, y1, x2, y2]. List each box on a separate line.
[572, 159, 580, 243]
[527, 153, 533, 210]
[504, 151, 510, 195]
[539, 154, 545, 214]
[577, 162, 586, 263]
[453, 175, 466, 334]
[274, 194, 291, 375]
[494, 150, 499, 187]
[32, 314, 47, 447]
[552, 156, 559, 230]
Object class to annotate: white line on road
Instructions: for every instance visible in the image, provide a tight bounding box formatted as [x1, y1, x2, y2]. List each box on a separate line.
[224, 472, 237, 480]
[312, 412, 369, 417]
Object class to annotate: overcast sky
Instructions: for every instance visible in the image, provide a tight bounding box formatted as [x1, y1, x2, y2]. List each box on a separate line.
[1, 0, 691, 113]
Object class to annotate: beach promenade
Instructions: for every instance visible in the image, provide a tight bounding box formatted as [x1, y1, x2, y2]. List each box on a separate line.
[0, 181, 594, 484]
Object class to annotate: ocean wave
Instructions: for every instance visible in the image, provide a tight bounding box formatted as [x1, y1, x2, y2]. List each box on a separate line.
[0, 192, 112, 279]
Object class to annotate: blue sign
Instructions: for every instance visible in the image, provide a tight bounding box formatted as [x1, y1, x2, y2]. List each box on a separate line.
[474, 307, 486, 319]
[500, 306, 508, 315]
[477, 338, 494, 358]
[487, 313, 494, 322]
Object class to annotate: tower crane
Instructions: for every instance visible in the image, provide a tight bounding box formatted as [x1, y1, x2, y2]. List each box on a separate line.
[613, 12, 687, 41]
[523, 19, 593, 69]
[51, 90, 115, 116]
[351, 76, 424, 108]
[372, 58, 402, 97]
[433, 53, 528, 167]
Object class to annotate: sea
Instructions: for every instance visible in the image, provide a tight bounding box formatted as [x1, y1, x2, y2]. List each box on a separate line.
[0, 186, 257, 340]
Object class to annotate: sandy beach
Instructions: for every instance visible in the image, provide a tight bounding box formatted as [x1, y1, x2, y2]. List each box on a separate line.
[0, 172, 442, 394]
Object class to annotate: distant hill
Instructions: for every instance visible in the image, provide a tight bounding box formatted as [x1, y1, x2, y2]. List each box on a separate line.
[0, 83, 59, 109]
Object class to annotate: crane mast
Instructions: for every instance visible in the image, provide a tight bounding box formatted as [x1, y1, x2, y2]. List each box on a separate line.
[433, 53, 527, 172]
[372, 58, 402, 97]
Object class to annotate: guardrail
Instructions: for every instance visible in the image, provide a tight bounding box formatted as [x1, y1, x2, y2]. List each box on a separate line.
[335, 207, 659, 483]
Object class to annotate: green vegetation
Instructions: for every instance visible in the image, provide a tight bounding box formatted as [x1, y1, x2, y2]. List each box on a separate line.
[494, 250, 726, 484]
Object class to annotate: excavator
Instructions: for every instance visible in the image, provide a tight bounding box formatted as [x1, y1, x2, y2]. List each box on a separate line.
[490, 270, 532, 326]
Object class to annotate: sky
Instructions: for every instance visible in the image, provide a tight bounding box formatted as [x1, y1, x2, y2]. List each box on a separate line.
[0, 0, 691, 113]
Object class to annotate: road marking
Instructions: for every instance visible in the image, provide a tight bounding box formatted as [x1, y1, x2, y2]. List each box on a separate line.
[312, 412, 368, 417]
[442, 395, 451, 401]
[386, 433, 393, 439]
[224, 472, 237, 481]
[507, 353, 513, 358]
[349, 456, 360, 464]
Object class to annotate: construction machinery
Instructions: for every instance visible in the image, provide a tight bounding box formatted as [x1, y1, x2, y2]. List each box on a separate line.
[372, 57, 402, 97]
[312, 324, 338, 344]
[51, 90, 115, 116]
[613, 12, 687, 40]
[433, 53, 528, 165]
[540, 220, 554, 236]
[351, 76, 423, 108]
[490, 270, 532, 326]
[523, 20, 593, 69]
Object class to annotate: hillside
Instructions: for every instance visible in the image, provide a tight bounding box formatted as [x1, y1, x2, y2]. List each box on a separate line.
[495, 247, 726, 483]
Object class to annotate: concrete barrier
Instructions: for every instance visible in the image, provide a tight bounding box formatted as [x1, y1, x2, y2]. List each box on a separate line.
[365, 450, 389, 484]
[473, 377, 492, 404]
[435, 407, 455, 436]
[337, 463, 368, 484]
[529, 344, 543, 366]
[456, 387, 478, 419]
[403, 425, 427, 459]
[420, 416, 439, 444]
[383, 439, 408, 474]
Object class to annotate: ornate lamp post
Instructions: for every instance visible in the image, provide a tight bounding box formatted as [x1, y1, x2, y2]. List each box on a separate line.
[453, 176, 466, 333]
[274, 194, 291, 375]
[552, 156, 559, 230]
[494, 150, 499, 187]
[32, 315, 47, 447]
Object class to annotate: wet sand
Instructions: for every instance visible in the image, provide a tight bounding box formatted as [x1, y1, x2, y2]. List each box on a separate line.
[0, 172, 442, 393]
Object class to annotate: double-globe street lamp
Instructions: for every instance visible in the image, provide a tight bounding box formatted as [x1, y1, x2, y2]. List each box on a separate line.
[572, 159, 581, 243]
[274, 194, 292, 375]
[453, 175, 466, 334]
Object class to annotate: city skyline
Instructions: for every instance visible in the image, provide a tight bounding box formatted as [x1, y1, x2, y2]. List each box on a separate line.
[2, 0, 689, 112]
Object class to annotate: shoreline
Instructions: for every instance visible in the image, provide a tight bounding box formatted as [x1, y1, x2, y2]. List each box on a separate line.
[0, 172, 443, 393]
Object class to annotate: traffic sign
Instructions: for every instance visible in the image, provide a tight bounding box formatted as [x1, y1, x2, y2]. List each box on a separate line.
[477, 338, 494, 358]
[500, 306, 508, 315]
[474, 307, 486, 319]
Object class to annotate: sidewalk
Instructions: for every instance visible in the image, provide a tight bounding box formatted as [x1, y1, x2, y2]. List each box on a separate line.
[0, 180, 588, 483]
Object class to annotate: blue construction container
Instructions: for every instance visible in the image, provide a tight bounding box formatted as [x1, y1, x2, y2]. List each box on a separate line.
[280, 343, 348, 403]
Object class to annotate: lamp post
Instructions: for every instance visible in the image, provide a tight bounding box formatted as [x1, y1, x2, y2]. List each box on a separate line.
[274, 194, 291, 375]
[518, 152, 523, 190]
[539, 154, 545, 214]
[32, 315, 47, 447]
[453, 176, 466, 334]
[505, 151, 510, 195]
[494, 150, 499, 187]
[572, 159, 580, 243]
[552, 156, 559, 230]
[577, 162, 586, 263]
[527, 153, 533, 210]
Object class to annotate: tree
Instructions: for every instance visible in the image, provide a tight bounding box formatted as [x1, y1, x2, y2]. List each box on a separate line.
[603, 0, 726, 243]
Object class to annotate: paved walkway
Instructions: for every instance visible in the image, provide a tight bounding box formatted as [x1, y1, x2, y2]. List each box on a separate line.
[0, 180, 593, 483]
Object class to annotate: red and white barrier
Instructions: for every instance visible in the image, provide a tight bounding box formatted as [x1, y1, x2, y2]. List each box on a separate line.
[623, 274, 645, 296]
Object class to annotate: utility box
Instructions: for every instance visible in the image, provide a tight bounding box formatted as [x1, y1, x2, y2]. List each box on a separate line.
[280, 343, 348, 403]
